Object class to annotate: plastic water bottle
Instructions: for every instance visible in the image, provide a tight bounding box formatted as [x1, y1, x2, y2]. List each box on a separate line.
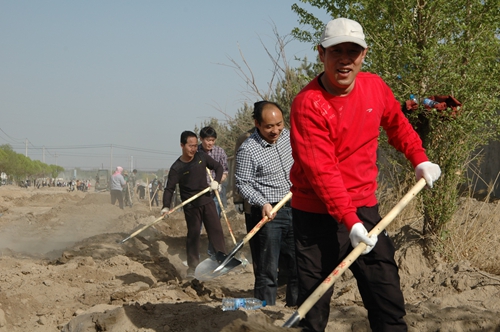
[422, 98, 439, 108]
[410, 94, 418, 104]
[221, 298, 267, 311]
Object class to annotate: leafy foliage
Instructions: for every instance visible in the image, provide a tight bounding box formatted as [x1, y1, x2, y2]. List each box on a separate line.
[0, 144, 64, 183]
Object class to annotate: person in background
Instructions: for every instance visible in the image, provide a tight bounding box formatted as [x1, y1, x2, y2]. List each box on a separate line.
[197, 126, 229, 259]
[130, 169, 137, 187]
[157, 178, 163, 205]
[289, 18, 442, 332]
[235, 101, 298, 307]
[129, 169, 138, 201]
[122, 170, 133, 207]
[110, 166, 126, 209]
[198, 126, 229, 213]
[161, 130, 228, 278]
[150, 177, 159, 207]
[136, 182, 146, 200]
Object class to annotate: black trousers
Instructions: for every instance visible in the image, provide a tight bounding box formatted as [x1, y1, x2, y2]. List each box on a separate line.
[248, 205, 298, 306]
[293, 205, 407, 332]
[137, 186, 145, 199]
[150, 190, 159, 206]
[183, 202, 227, 269]
[110, 190, 124, 209]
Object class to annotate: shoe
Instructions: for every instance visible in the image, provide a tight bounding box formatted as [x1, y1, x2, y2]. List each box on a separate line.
[186, 267, 195, 279]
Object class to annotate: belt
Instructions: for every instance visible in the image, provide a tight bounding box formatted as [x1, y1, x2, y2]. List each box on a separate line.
[270, 201, 291, 208]
[252, 201, 291, 210]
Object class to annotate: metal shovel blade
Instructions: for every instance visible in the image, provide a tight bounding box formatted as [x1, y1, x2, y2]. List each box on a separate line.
[213, 241, 244, 273]
[194, 252, 242, 281]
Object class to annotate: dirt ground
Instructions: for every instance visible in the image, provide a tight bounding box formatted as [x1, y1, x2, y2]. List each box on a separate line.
[0, 185, 499, 332]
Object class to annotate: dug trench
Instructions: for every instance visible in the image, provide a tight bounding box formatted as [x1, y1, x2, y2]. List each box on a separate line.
[0, 185, 499, 332]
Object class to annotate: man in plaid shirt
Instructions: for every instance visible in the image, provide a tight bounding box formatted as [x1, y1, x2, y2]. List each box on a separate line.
[198, 126, 229, 259]
[198, 126, 229, 213]
[235, 100, 298, 307]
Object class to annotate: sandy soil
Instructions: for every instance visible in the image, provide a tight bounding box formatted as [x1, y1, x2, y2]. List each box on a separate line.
[0, 185, 499, 332]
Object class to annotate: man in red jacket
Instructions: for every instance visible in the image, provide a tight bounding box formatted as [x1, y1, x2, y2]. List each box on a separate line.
[290, 18, 441, 332]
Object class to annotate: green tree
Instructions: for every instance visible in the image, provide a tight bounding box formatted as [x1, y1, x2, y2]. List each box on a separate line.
[0, 146, 10, 174]
[0, 144, 66, 184]
[0, 145, 15, 176]
[291, 1, 500, 239]
[49, 164, 64, 179]
[31, 160, 44, 179]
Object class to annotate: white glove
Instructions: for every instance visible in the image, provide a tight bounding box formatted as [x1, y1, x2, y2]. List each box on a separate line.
[210, 180, 219, 191]
[161, 207, 169, 215]
[415, 161, 441, 188]
[235, 203, 244, 214]
[349, 223, 378, 255]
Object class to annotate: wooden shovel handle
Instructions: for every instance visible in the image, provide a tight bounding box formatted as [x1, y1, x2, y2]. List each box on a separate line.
[120, 186, 211, 243]
[206, 168, 238, 244]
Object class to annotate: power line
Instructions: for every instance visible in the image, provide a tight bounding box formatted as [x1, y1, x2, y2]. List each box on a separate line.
[12, 142, 177, 156]
[0, 128, 25, 144]
[0, 127, 179, 170]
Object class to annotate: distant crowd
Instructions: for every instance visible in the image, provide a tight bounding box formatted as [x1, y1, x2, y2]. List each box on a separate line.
[16, 178, 92, 192]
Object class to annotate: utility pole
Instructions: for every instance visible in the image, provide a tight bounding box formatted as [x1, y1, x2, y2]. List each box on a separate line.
[25, 138, 28, 157]
[42, 146, 45, 163]
[130, 155, 133, 172]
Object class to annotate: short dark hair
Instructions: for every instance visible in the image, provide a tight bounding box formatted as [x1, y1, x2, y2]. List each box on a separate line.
[199, 126, 217, 139]
[253, 100, 284, 124]
[180, 131, 197, 144]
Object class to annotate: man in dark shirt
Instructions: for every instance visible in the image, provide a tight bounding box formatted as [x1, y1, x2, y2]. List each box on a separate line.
[161, 130, 227, 278]
[136, 182, 146, 200]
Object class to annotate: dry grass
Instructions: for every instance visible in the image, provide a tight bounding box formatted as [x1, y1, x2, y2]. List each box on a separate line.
[442, 197, 500, 275]
[377, 177, 500, 275]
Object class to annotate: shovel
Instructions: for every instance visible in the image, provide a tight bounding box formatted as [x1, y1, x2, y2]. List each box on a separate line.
[282, 178, 427, 328]
[206, 168, 250, 268]
[213, 191, 293, 274]
[119, 186, 211, 244]
[149, 186, 159, 206]
[194, 251, 242, 281]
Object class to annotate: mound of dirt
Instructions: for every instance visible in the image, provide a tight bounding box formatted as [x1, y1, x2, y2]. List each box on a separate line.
[0, 185, 499, 332]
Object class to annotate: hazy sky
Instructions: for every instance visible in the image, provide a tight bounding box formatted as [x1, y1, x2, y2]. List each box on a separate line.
[1, 1, 328, 172]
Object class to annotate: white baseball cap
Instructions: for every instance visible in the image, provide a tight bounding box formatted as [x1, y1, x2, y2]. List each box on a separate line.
[320, 18, 367, 49]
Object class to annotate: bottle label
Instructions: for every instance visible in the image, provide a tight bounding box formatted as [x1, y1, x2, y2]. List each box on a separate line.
[234, 298, 245, 309]
[423, 98, 438, 107]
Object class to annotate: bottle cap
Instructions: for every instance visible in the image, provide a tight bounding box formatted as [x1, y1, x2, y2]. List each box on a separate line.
[262, 300, 267, 307]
